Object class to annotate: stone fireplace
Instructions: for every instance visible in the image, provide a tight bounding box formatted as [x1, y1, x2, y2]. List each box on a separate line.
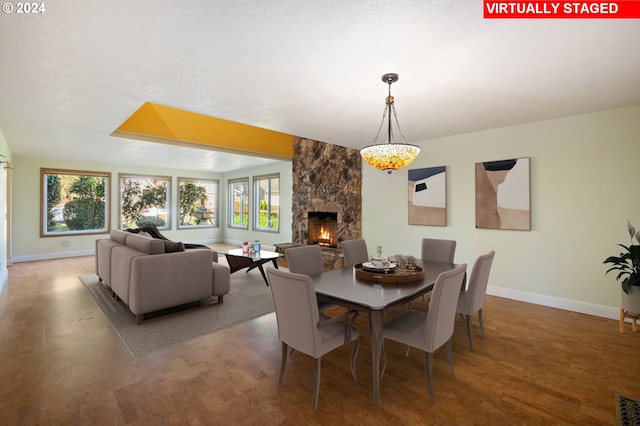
[307, 212, 338, 248]
[288, 137, 362, 269]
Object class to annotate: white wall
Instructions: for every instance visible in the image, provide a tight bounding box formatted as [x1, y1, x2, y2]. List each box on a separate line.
[362, 105, 640, 320]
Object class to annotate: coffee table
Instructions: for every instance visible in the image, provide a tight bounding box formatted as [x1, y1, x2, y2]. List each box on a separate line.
[223, 249, 282, 286]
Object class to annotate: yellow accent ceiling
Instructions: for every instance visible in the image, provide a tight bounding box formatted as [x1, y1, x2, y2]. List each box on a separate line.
[112, 102, 293, 159]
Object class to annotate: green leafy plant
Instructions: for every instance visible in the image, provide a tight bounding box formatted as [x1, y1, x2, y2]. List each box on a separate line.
[179, 181, 207, 225]
[62, 176, 106, 231]
[46, 174, 61, 231]
[604, 220, 640, 294]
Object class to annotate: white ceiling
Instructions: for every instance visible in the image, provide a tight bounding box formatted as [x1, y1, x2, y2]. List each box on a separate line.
[1, 1, 639, 173]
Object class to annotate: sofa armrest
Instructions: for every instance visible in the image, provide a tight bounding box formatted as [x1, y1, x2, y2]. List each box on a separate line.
[95, 238, 122, 287]
[211, 261, 230, 296]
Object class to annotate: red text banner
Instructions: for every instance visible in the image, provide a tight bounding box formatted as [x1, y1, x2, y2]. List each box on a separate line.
[484, 1, 640, 18]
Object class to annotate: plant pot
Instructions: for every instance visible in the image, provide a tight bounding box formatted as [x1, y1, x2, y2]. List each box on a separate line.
[622, 285, 640, 316]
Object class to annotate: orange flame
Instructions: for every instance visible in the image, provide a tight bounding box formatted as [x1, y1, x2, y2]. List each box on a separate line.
[318, 226, 332, 246]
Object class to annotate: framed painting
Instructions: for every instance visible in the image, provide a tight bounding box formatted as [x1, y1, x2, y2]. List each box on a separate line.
[408, 166, 446, 226]
[475, 157, 530, 230]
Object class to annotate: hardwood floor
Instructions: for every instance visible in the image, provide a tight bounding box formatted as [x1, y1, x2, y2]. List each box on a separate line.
[1, 254, 639, 425]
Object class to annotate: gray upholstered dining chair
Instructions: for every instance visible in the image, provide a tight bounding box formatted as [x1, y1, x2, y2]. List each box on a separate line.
[285, 244, 324, 275]
[266, 267, 359, 411]
[457, 250, 495, 351]
[380, 263, 467, 402]
[341, 239, 369, 267]
[285, 244, 337, 312]
[421, 238, 457, 263]
[410, 238, 457, 309]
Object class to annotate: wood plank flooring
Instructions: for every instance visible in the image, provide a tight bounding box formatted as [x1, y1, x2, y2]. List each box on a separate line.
[1, 253, 639, 425]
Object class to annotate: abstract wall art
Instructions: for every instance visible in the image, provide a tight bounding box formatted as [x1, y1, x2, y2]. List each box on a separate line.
[475, 157, 530, 230]
[408, 166, 446, 226]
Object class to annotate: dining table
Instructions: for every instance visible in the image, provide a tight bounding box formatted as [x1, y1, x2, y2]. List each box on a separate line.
[309, 259, 459, 405]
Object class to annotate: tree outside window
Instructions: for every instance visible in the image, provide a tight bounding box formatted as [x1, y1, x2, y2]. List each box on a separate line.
[253, 174, 279, 232]
[228, 178, 248, 229]
[41, 168, 110, 237]
[119, 174, 171, 230]
[178, 178, 219, 228]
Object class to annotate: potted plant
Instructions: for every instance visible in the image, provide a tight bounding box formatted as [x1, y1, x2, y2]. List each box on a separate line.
[604, 220, 640, 316]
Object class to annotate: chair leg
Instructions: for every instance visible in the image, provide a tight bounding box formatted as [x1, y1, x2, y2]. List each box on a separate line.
[351, 339, 359, 381]
[425, 352, 435, 402]
[465, 314, 474, 351]
[404, 344, 410, 357]
[313, 358, 321, 411]
[478, 308, 485, 337]
[445, 339, 454, 378]
[620, 308, 626, 333]
[278, 342, 288, 385]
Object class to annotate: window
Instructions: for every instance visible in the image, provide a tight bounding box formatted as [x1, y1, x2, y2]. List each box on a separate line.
[228, 178, 249, 229]
[253, 174, 279, 232]
[41, 168, 110, 237]
[119, 174, 171, 230]
[178, 178, 219, 228]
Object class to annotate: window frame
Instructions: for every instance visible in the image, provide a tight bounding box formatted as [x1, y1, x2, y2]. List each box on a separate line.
[228, 177, 249, 229]
[177, 177, 220, 229]
[253, 173, 280, 233]
[40, 168, 111, 237]
[118, 173, 172, 230]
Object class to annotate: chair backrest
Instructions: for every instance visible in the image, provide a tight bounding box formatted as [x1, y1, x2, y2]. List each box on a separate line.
[425, 263, 467, 351]
[341, 239, 368, 267]
[421, 238, 457, 263]
[286, 244, 324, 275]
[463, 250, 495, 314]
[267, 268, 322, 356]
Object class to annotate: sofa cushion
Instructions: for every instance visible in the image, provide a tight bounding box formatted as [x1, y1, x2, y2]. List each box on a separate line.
[163, 240, 185, 253]
[126, 233, 165, 255]
[110, 229, 129, 244]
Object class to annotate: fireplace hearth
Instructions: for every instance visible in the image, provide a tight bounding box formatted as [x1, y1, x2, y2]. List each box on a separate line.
[307, 212, 338, 248]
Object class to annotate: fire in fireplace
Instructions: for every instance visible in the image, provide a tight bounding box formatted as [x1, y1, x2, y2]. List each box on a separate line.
[308, 212, 338, 248]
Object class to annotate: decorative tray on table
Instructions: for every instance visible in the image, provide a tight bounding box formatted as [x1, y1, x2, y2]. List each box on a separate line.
[354, 262, 425, 284]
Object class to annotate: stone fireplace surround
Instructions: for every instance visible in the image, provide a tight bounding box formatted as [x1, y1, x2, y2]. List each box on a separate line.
[286, 137, 362, 270]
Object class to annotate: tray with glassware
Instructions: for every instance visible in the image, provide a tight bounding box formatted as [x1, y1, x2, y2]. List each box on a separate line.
[354, 256, 425, 284]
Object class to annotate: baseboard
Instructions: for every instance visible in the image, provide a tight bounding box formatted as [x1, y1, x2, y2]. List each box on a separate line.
[12, 249, 95, 263]
[0, 267, 7, 296]
[488, 285, 619, 321]
[184, 238, 224, 245]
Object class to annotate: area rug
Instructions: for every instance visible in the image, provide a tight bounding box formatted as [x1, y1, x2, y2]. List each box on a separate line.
[616, 395, 640, 426]
[79, 259, 276, 357]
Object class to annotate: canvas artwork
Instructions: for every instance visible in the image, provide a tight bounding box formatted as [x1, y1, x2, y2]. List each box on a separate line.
[408, 166, 446, 226]
[475, 157, 530, 230]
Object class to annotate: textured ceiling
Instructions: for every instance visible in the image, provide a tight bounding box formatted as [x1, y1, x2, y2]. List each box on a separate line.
[1, 1, 639, 172]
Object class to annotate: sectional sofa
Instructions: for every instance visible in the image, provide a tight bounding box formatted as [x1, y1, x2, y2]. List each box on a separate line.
[95, 229, 230, 324]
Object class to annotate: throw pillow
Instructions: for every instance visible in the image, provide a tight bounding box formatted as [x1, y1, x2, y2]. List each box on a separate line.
[163, 240, 185, 253]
